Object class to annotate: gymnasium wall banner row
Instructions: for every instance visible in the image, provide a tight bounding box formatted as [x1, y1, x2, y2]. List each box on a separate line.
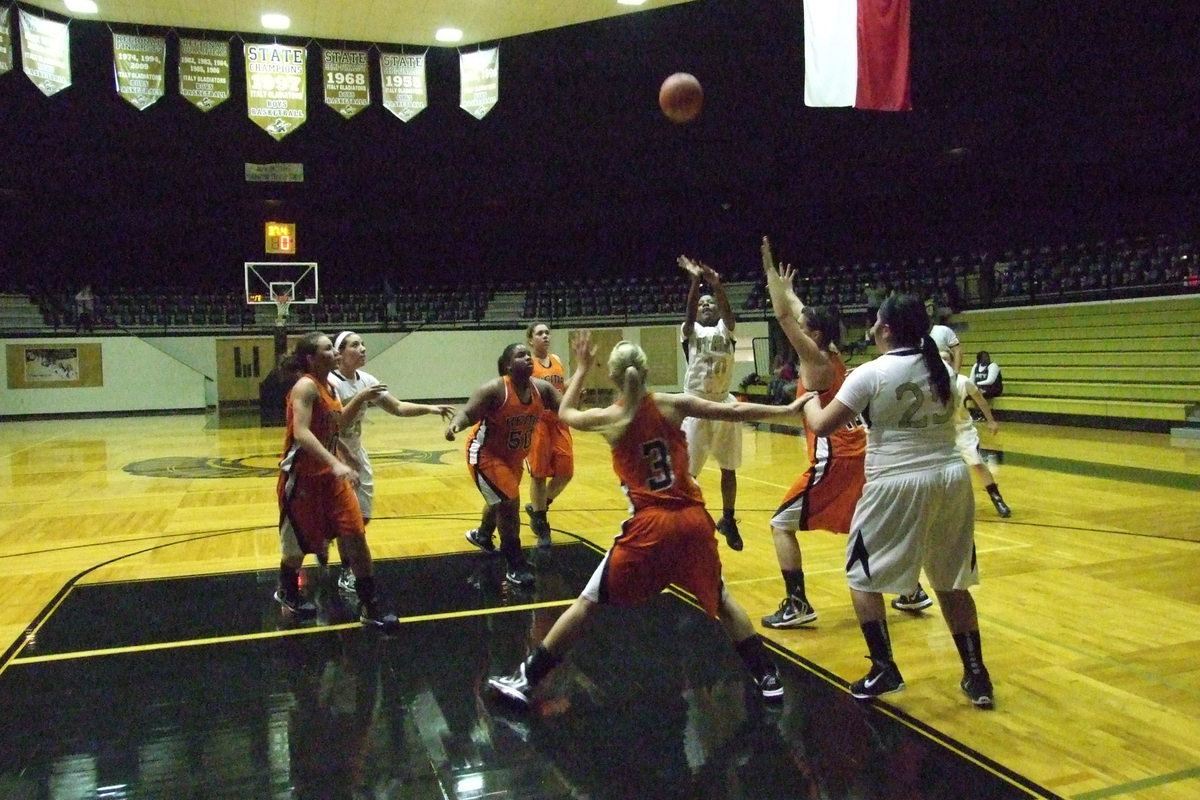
[3, 9, 499, 138]
[6, 344, 104, 389]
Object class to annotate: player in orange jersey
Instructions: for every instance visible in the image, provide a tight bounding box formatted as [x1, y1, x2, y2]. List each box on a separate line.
[759, 237, 868, 629]
[275, 332, 399, 631]
[524, 322, 574, 549]
[487, 332, 813, 710]
[445, 342, 563, 587]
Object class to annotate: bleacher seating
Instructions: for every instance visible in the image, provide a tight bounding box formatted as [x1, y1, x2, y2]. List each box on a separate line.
[6, 231, 1197, 340]
[953, 295, 1200, 431]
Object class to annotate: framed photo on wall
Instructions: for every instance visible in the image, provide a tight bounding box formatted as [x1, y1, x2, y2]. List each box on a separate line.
[6, 344, 104, 389]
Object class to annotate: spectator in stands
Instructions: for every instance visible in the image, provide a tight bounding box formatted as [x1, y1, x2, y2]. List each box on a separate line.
[943, 279, 963, 314]
[971, 351, 1003, 399]
[863, 278, 888, 330]
[766, 352, 798, 405]
[74, 283, 95, 333]
[678, 255, 744, 551]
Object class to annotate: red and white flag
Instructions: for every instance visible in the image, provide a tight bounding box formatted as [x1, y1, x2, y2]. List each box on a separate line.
[803, 0, 911, 111]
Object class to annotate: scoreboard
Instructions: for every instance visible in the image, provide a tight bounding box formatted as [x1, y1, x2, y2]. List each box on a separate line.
[265, 222, 296, 254]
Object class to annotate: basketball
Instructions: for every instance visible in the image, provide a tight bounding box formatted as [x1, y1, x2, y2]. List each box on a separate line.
[658, 72, 703, 124]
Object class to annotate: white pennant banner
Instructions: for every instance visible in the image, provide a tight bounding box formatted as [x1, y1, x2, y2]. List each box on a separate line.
[18, 10, 71, 97]
[459, 48, 499, 120]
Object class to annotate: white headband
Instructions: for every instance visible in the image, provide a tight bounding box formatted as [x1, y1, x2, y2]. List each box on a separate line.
[334, 331, 355, 352]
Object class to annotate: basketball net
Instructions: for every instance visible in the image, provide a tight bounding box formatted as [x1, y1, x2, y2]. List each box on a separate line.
[273, 292, 292, 327]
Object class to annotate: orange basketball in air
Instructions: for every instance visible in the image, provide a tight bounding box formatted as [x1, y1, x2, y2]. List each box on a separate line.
[659, 72, 703, 124]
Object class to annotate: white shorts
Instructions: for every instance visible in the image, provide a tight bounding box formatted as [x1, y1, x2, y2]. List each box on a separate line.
[954, 420, 982, 467]
[682, 393, 743, 473]
[845, 462, 978, 594]
[343, 442, 375, 520]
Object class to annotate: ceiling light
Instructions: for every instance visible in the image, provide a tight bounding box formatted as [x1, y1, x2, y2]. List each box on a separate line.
[261, 13, 291, 30]
[618, 0, 648, 6]
[435, 27, 463, 43]
[64, 0, 99, 13]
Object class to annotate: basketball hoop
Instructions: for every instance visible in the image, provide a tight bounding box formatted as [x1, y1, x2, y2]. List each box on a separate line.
[273, 292, 293, 327]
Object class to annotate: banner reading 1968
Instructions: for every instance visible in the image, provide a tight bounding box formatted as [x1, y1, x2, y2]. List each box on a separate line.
[179, 38, 230, 111]
[322, 48, 369, 119]
[0, 7, 13, 77]
[245, 43, 306, 140]
[112, 33, 166, 110]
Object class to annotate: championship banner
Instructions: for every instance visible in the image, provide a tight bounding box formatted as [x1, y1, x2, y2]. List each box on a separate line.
[244, 43, 307, 140]
[179, 38, 230, 111]
[112, 33, 166, 110]
[18, 10, 70, 97]
[459, 48, 499, 120]
[0, 7, 13, 77]
[322, 48, 369, 119]
[379, 52, 426, 122]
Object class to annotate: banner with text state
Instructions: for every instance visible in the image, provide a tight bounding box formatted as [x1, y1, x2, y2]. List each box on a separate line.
[18, 10, 70, 96]
[322, 48, 369, 119]
[245, 43, 306, 140]
[112, 33, 166, 110]
[459, 48, 499, 120]
[179, 38, 230, 111]
[379, 52, 426, 122]
[0, 7, 12, 77]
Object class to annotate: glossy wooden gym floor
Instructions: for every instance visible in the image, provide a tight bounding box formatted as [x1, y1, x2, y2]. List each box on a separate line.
[0, 411, 1197, 799]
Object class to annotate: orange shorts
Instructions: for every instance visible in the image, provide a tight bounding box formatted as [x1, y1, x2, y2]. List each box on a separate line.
[469, 453, 524, 506]
[770, 455, 865, 534]
[278, 470, 365, 556]
[526, 418, 574, 480]
[589, 504, 723, 618]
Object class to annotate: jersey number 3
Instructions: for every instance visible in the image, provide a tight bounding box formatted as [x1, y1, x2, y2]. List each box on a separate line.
[641, 439, 674, 491]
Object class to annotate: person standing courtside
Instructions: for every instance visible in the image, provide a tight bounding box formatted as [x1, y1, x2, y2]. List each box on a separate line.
[523, 322, 573, 549]
[329, 331, 455, 591]
[800, 294, 995, 709]
[678, 255, 744, 550]
[447, 343, 562, 587]
[759, 237, 867, 628]
[487, 332, 811, 709]
[275, 332, 399, 631]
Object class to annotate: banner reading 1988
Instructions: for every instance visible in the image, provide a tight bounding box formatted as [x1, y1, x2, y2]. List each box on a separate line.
[460, 48, 499, 120]
[245, 43, 306, 140]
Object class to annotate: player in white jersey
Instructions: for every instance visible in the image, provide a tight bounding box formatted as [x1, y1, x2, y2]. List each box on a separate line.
[947, 355, 1011, 518]
[330, 331, 454, 589]
[678, 255, 744, 550]
[892, 352, 1013, 612]
[928, 323, 962, 373]
[799, 294, 995, 709]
